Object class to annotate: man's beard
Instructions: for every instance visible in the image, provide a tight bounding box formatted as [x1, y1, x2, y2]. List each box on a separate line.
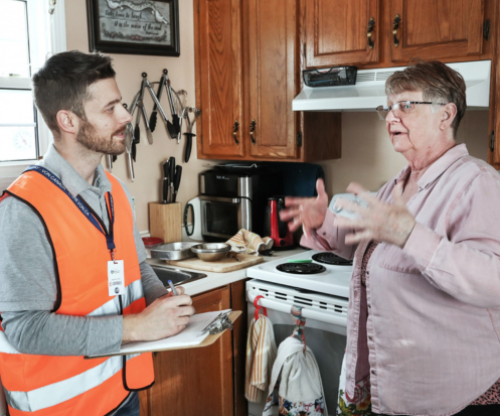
[76, 120, 126, 156]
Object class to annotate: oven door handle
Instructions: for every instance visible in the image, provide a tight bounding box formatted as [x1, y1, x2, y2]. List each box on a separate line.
[247, 290, 347, 327]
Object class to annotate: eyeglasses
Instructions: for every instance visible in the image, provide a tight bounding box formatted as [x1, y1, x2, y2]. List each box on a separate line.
[375, 101, 446, 121]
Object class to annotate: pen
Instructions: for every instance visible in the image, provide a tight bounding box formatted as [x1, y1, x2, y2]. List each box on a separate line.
[167, 280, 178, 296]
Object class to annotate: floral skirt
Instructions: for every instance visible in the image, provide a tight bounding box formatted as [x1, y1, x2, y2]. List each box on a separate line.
[336, 355, 371, 416]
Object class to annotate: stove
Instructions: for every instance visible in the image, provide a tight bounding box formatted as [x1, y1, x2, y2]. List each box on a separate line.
[246, 250, 353, 298]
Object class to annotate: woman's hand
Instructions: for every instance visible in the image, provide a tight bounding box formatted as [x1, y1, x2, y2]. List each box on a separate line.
[335, 182, 416, 248]
[279, 179, 329, 234]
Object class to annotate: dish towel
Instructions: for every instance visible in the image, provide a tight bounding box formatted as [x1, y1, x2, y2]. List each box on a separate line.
[245, 314, 277, 403]
[226, 229, 274, 255]
[263, 337, 327, 416]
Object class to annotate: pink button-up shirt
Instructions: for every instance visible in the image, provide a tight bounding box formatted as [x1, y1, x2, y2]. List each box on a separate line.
[301, 144, 500, 416]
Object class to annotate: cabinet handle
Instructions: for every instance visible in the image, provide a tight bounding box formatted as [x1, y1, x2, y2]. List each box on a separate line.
[367, 17, 375, 49]
[233, 120, 240, 144]
[393, 14, 401, 47]
[249, 119, 256, 144]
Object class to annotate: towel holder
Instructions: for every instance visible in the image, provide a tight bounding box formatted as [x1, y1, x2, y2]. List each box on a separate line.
[253, 295, 268, 321]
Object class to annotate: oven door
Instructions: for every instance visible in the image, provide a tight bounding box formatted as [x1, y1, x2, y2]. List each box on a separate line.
[246, 280, 348, 416]
[200, 196, 251, 239]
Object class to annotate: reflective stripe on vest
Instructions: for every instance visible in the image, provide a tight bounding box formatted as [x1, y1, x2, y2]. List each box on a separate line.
[4, 354, 140, 412]
[88, 279, 144, 317]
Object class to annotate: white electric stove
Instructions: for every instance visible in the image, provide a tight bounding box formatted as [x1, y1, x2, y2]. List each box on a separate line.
[246, 249, 353, 298]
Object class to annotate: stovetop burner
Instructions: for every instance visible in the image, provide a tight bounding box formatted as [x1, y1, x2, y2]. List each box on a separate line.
[312, 252, 353, 266]
[276, 263, 326, 275]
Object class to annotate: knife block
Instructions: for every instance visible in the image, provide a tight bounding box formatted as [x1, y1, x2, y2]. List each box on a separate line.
[148, 202, 182, 244]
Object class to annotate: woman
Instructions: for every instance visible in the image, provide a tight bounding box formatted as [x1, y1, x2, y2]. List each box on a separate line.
[281, 61, 500, 416]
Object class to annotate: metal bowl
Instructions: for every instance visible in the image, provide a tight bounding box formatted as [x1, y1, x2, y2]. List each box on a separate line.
[151, 242, 198, 261]
[191, 243, 231, 262]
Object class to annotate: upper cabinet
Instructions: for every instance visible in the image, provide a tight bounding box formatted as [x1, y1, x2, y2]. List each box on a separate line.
[194, 0, 341, 162]
[195, 0, 244, 158]
[304, 0, 490, 69]
[388, 0, 485, 63]
[305, 0, 381, 67]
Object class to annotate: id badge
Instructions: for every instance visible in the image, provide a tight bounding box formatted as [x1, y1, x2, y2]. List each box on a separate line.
[108, 260, 125, 296]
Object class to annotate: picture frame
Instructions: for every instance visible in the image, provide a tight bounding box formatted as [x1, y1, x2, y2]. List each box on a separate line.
[86, 0, 180, 57]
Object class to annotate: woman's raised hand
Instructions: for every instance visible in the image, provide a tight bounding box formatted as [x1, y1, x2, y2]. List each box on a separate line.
[334, 182, 416, 248]
[279, 179, 329, 234]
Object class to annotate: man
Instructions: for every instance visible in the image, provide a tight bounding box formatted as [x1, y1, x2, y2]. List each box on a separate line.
[0, 50, 195, 416]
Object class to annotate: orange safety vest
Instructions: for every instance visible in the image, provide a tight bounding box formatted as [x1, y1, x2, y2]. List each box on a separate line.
[0, 169, 154, 415]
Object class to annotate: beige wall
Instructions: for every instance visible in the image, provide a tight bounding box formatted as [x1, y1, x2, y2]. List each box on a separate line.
[319, 110, 490, 199]
[65, 0, 204, 233]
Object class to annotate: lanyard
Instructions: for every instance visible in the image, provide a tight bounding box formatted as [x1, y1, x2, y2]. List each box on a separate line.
[25, 165, 116, 256]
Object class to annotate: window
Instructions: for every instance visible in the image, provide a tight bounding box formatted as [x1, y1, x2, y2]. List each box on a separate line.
[0, 0, 66, 188]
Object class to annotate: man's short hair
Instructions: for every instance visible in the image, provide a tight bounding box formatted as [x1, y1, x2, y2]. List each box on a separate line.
[32, 50, 116, 134]
[385, 60, 466, 136]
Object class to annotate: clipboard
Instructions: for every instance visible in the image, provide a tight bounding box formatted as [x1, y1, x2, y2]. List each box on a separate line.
[85, 310, 241, 359]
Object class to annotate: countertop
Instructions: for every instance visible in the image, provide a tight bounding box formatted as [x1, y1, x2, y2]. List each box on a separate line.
[147, 248, 305, 296]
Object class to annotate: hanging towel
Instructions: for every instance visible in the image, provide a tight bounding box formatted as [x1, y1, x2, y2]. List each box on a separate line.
[226, 229, 274, 255]
[263, 337, 327, 416]
[245, 314, 277, 403]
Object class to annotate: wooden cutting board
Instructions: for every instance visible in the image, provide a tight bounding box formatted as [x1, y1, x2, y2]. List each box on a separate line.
[165, 254, 263, 273]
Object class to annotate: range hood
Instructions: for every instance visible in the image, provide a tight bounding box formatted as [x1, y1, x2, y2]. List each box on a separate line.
[292, 60, 491, 112]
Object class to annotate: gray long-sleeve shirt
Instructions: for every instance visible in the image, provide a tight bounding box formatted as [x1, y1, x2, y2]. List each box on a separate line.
[0, 144, 168, 356]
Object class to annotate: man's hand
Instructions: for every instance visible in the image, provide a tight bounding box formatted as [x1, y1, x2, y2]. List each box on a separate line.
[122, 287, 195, 343]
[334, 182, 416, 248]
[279, 179, 329, 234]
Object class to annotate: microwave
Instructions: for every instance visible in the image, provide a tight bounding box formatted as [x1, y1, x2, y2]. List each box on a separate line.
[199, 168, 280, 241]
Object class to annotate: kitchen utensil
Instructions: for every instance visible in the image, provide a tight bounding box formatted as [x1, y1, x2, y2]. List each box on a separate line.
[172, 165, 182, 203]
[184, 196, 202, 241]
[164, 70, 181, 142]
[124, 123, 135, 181]
[151, 242, 198, 261]
[162, 160, 170, 204]
[165, 253, 263, 273]
[264, 196, 294, 249]
[168, 156, 175, 203]
[183, 107, 201, 163]
[149, 74, 165, 133]
[139, 74, 153, 144]
[191, 243, 231, 262]
[144, 76, 177, 140]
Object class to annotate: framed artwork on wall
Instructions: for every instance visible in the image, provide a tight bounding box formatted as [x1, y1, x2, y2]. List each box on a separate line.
[86, 0, 180, 56]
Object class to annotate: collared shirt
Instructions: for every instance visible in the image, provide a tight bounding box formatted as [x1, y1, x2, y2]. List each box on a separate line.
[0, 144, 167, 356]
[302, 144, 500, 416]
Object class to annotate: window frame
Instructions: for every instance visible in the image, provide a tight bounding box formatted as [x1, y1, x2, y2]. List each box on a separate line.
[0, 0, 66, 189]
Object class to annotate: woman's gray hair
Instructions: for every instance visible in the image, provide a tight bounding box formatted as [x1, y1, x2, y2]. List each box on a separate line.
[385, 60, 466, 136]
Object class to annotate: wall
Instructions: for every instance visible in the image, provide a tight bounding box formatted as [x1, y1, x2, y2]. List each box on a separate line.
[320, 110, 490, 198]
[65, 0, 203, 233]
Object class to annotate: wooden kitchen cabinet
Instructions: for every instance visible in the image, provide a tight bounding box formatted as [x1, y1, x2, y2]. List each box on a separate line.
[387, 0, 486, 63]
[305, 0, 381, 68]
[304, 0, 491, 69]
[194, 0, 341, 162]
[139, 282, 248, 416]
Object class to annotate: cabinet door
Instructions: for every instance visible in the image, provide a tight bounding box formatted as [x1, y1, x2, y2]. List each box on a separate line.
[195, 0, 245, 158]
[139, 286, 233, 416]
[388, 0, 485, 63]
[305, 0, 381, 68]
[247, 0, 299, 158]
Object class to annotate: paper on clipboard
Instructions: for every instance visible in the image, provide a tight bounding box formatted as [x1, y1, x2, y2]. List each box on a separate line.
[86, 309, 240, 359]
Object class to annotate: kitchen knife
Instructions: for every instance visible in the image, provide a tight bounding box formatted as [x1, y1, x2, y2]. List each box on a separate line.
[172, 165, 182, 203]
[149, 74, 165, 133]
[168, 157, 175, 203]
[162, 160, 170, 204]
